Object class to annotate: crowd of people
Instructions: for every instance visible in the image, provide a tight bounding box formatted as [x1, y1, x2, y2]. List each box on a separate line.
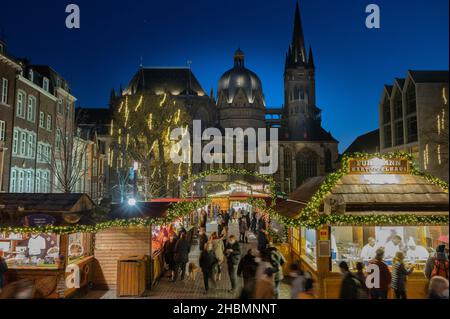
[336, 245, 449, 299]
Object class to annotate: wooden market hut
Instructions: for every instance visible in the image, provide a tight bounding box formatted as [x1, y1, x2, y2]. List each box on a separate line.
[277, 156, 449, 299]
[93, 200, 198, 291]
[0, 193, 96, 298]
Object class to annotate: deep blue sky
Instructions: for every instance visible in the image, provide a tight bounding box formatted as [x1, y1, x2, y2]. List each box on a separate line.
[1, 0, 448, 151]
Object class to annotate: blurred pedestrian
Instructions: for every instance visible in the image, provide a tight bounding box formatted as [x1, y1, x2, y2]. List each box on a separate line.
[238, 249, 258, 298]
[257, 229, 269, 254]
[355, 262, 369, 296]
[225, 235, 241, 293]
[298, 276, 315, 299]
[239, 217, 248, 243]
[338, 261, 366, 299]
[391, 251, 414, 299]
[428, 276, 449, 299]
[0, 279, 34, 299]
[425, 244, 449, 280]
[163, 234, 178, 281]
[198, 228, 208, 252]
[254, 267, 276, 299]
[289, 263, 305, 299]
[0, 253, 8, 293]
[368, 248, 392, 299]
[210, 232, 225, 281]
[268, 243, 286, 298]
[250, 212, 257, 234]
[173, 232, 190, 281]
[199, 243, 217, 294]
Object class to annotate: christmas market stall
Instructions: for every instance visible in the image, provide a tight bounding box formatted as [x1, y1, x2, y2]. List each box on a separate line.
[0, 193, 96, 298]
[276, 153, 449, 299]
[93, 199, 204, 293]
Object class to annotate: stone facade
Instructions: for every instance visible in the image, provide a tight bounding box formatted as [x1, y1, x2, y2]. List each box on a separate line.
[379, 71, 449, 182]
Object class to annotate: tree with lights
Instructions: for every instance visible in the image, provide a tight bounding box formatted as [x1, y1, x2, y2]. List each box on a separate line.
[110, 92, 192, 199]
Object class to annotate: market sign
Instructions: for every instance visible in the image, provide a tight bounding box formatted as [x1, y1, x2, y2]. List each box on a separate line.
[21, 214, 56, 227]
[348, 157, 409, 174]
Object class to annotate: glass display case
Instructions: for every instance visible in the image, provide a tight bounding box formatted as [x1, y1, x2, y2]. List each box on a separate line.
[330, 225, 449, 272]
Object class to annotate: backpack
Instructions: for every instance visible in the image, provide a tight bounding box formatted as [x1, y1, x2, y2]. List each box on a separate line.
[431, 258, 449, 279]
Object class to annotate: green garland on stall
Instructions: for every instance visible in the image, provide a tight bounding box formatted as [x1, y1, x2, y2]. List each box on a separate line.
[0, 198, 212, 235]
[249, 152, 448, 228]
[1, 152, 447, 234]
[181, 167, 278, 204]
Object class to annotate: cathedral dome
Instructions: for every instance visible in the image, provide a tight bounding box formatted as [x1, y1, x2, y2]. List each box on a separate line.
[217, 49, 265, 106]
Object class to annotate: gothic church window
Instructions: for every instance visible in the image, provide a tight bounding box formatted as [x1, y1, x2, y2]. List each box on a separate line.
[296, 148, 318, 187]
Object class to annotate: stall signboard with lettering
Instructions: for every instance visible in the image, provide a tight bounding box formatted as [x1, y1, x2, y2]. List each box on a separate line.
[21, 214, 56, 227]
[348, 157, 409, 174]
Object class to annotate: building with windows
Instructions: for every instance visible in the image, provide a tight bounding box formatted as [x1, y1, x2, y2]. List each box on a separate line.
[0, 41, 77, 194]
[379, 70, 449, 182]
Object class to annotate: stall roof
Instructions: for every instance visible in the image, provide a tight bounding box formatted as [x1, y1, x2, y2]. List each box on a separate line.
[0, 193, 95, 213]
[275, 176, 326, 217]
[276, 173, 448, 219]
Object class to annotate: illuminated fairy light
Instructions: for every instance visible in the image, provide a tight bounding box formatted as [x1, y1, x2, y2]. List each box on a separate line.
[134, 95, 143, 112]
[442, 109, 446, 130]
[110, 120, 114, 136]
[147, 113, 153, 130]
[443, 87, 448, 105]
[118, 101, 124, 113]
[117, 128, 122, 143]
[126, 133, 130, 149]
[437, 114, 441, 135]
[174, 109, 181, 124]
[424, 144, 429, 170]
[159, 93, 167, 107]
[437, 144, 442, 165]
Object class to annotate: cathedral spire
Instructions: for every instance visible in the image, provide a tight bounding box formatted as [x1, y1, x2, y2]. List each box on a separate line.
[308, 45, 315, 68]
[291, 1, 306, 64]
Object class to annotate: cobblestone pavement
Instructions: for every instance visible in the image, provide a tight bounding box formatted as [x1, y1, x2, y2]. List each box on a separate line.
[82, 219, 291, 299]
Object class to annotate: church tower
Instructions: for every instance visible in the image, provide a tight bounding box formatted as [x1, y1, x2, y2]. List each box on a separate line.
[284, 2, 320, 140]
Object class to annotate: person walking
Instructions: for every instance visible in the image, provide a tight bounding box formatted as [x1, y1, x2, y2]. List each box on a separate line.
[254, 267, 276, 299]
[211, 232, 225, 281]
[199, 243, 217, 294]
[250, 212, 257, 234]
[0, 253, 8, 293]
[257, 229, 269, 254]
[173, 232, 190, 282]
[289, 263, 306, 299]
[425, 244, 449, 280]
[428, 276, 449, 299]
[163, 234, 178, 281]
[238, 217, 248, 243]
[368, 248, 392, 299]
[338, 261, 367, 299]
[223, 210, 230, 227]
[298, 276, 316, 299]
[391, 251, 414, 299]
[199, 210, 207, 229]
[198, 228, 208, 252]
[225, 235, 241, 293]
[355, 262, 369, 296]
[268, 243, 286, 298]
[245, 212, 251, 229]
[237, 249, 258, 298]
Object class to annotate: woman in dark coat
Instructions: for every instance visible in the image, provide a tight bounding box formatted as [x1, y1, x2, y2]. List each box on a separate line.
[199, 243, 217, 293]
[173, 233, 190, 281]
[164, 235, 178, 281]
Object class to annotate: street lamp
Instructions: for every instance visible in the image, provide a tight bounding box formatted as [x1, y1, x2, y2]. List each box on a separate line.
[127, 198, 137, 206]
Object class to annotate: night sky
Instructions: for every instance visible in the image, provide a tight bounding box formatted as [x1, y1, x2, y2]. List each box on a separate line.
[1, 0, 448, 152]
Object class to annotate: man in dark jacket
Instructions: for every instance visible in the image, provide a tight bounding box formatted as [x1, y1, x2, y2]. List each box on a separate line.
[173, 233, 190, 281]
[0, 254, 8, 291]
[238, 249, 258, 287]
[368, 248, 392, 299]
[257, 229, 269, 254]
[225, 235, 241, 293]
[198, 228, 208, 252]
[199, 243, 217, 293]
[338, 261, 365, 299]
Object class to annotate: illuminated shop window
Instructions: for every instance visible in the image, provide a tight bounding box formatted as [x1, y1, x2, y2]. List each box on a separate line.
[330, 226, 449, 272]
[301, 227, 317, 269]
